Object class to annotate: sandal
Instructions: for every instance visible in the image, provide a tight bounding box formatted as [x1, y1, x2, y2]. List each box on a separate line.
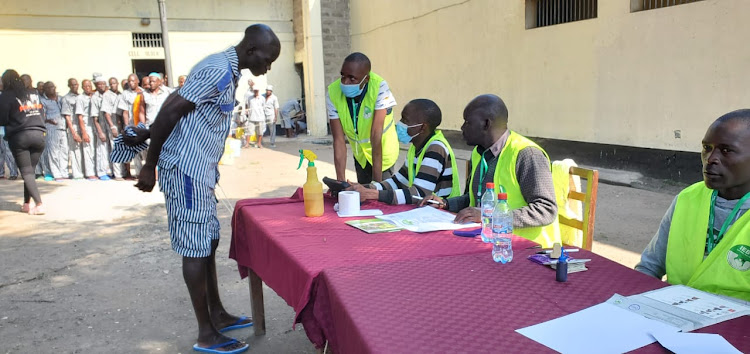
[29, 205, 45, 215]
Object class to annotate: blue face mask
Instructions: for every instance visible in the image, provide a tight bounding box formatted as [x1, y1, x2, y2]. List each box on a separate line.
[340, 75, 367, 98]
[396, 121, 422, 144]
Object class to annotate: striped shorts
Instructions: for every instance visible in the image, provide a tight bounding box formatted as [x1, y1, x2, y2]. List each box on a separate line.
[159, 166, 220, 257]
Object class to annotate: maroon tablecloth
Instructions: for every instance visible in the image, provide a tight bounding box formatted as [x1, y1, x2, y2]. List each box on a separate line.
[314, 248, 750, 353]
[229, 190, 537, 347]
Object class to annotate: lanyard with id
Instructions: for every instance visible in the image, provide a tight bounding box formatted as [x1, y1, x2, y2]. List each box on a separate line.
[476, 150, 492, 200]
[706, 190, 750, 254]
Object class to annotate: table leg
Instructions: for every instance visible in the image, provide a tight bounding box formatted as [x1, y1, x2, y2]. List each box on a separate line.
[247, 267, 266, 336]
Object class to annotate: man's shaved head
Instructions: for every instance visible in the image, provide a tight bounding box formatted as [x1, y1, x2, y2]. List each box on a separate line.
[344, 52, 371, 73]
[406, 99, 442, 130]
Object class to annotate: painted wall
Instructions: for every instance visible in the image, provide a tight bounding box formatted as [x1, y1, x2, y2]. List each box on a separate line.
[348, 0, 750, 152]
[0, 0, 301, 106]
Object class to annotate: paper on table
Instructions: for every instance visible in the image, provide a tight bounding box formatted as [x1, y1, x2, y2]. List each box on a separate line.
[650, 331, 742, 354]
[375, 206, 479, 233]
[516, 300, 680, 354]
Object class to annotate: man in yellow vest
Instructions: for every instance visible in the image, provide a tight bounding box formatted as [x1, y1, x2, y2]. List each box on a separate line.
[421, 94, 560, 247]
[347, 99, 461, 204]
[327, 52, 399, 183]
[636, 110, 750, 302]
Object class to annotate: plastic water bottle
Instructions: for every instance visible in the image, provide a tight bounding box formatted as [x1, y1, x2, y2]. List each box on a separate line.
[480, 183, 496, 243]
[491, 193, 513, 264]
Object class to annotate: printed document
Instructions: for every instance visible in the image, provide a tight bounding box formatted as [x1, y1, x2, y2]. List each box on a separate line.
[376, 206, 479, 232]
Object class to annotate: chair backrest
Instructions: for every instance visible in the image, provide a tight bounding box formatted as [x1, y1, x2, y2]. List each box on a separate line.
[558, 166, 599, 250]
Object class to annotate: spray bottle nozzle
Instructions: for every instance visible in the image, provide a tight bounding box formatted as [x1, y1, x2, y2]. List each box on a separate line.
[298, 149, 318, 169]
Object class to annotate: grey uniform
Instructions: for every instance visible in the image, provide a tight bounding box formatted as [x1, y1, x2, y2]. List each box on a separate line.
[74, 94, 95, 178]
[102, 90, 123, 178]
[40, 95, 68, 179]
[90, 91, 112, 178]
[0, 126, 19, 178]
[141, 88, 170, 127]
[61, 92, 83, 179]
[117, 89, 143, 174]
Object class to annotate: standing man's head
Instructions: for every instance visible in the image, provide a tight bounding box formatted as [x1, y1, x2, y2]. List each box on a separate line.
[109, 77, 119, 93]
[43, 81, 57, 99]
[81, 79, 93, 96]
[36, 81, 44, 93]
[94, 77, 107, 94]
[121, 79, 129, 91]
[265, 85, 273, 97]
[20, 74, 32, 89]
[253, 87, 261, 97]
[127, 74, 139, 92]
[141, 76, 150, 90]
[397, 99, 442, 146]
[235, 24, 281, 76]
[148, 73, 162, 92]
[461, 94, 509, 149]
[67, 78, 79, 94]
[702, 109, 750, 200]
[178, 75, 187, 88]
[339, 52, 371, 98]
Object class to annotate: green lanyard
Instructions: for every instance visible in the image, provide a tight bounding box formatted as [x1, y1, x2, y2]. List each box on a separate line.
[476, 150, 491, 199]
[706, 190, 750, 254]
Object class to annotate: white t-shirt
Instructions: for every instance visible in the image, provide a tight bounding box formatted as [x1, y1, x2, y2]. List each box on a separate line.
[264, 94, 279, 119]
[326, 80, 397, 120]
[247, 95, 266, 122]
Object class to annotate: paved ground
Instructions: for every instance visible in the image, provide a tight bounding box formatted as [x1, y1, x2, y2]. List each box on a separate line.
[0, 136, 680, 353]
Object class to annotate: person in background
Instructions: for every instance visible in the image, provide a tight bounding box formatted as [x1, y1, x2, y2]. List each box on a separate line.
[106, 77, 125, 180]
[90, 77, 113, 180]
[279, 98, 303, 138]
[40, 81, 68, 181]
[635, 110, 750, 302]
[125, 24, 281, 353]
[74, 79, 96, 180]
[0, 80, 20, 180]
[140, 75, 150, 93]
[327, 52, 399, 184]
[347, 98, 461, 205]
[140, 72, 172, 127]
[117, 74, 144, 178]
[0, 70, 46, 214]
[36, 81, 44, 95]
[177, 75, 187, 88]
[420, 94, 560, 248]
[263, 85, 279, 147]
[20, 74, 33, 91]
[244, 87, 265, 148]
[61, 78, 83, 180]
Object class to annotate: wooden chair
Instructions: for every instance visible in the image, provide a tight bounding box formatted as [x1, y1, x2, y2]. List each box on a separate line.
[558, 166, 599, 251]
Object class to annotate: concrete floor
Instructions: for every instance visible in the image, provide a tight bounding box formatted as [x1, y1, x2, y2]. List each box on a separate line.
[0, 135, 680, 353]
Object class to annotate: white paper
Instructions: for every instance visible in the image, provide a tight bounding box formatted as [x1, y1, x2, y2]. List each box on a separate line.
[375, 206, 479, 232]
[650, 331, 742, 354]
[641, 285, 750, 320]
[516, 301, 680, 354]
[336, 209, 383, 217]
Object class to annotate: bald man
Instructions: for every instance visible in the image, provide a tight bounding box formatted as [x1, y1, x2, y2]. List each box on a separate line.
[636, 110, 750, 302]
[74, 79, 96, 180]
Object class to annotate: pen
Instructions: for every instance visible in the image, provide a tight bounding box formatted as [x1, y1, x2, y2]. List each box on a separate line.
[411, 195, 442, 205]
[537, 248, 580, 254]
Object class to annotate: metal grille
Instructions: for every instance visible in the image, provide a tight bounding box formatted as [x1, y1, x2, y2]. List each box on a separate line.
[635, 0, 703, 11]
[132, 33, 163, 48]
[533, 0, 597, 28]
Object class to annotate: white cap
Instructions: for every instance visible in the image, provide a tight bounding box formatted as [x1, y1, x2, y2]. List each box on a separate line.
[94, 76, 106, 83]
[266, 85, 273, 91]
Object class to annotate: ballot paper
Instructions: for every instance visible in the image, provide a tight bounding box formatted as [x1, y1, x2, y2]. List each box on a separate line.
[516, 300, 680, 354]
[375, 206, 479, 232]
[650, 331, 742, 354]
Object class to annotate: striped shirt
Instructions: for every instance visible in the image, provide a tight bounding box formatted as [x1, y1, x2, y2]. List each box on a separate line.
[158, 47, 239, 186]
[371, 138, 455, 205]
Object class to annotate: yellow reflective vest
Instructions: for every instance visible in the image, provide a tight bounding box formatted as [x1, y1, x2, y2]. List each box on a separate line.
[468, 131, 561, 248]
[666, 182, 750, 301]
[406, 130, 461, 198]
[328, 72, 399, 171]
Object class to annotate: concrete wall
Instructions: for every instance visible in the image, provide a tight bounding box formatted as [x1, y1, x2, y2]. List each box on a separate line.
[321, 0, 351, 86]
[348, 0, 749, 152]
[0, 0, 301, 106]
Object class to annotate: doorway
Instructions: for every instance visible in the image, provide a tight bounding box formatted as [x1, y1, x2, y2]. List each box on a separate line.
[132, 59, 165, 81]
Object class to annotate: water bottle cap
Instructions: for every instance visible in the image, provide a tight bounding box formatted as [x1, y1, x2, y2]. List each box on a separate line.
[497, 193, 508, 200]
[486, 182, 495, 189]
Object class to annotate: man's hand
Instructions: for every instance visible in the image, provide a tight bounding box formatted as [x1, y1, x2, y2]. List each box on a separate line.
[98, 131, 106, 142]
[110, 127, 118, 138]
[454, 207, 481, 224]
[135, 163, 156, 192]
[348, 181, 377, 202]
[123, 127, 150, 146]
[72, 132, 82, 143]
[81, 132, 91, 143]
[419, 194, 446, 209]
[45, 119, 56, 125]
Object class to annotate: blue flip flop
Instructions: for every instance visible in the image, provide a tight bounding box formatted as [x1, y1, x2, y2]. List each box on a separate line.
[193, 339, 249, 354]
[218, 316, 254, 333]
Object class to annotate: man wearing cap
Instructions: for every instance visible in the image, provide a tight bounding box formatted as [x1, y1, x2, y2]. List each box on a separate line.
[328, 52, 399, 183]
[140, 73, 171, 127]
[244, 86, 266, 148]
[263, 85, 279, 147]
[89, 77, 114, 180]
[74, 79, 97, 180]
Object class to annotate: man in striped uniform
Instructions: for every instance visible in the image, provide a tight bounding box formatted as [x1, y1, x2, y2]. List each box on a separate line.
[348, 99, 461, 204]
[126, 24, 280, 354]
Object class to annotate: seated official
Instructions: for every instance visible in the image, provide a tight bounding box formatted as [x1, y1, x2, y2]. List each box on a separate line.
[421, 94, 560, 248]
[348, 99, 461, 204]
[636, 110, 750, 302]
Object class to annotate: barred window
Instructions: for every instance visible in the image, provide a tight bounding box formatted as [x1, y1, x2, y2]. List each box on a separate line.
[631, 0, 703, 12]
[526, 0, 598, 29]
[132, 33, 163, 48]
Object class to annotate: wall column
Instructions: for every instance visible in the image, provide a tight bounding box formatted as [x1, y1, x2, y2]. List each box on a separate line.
[301, 0, 328, 137]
